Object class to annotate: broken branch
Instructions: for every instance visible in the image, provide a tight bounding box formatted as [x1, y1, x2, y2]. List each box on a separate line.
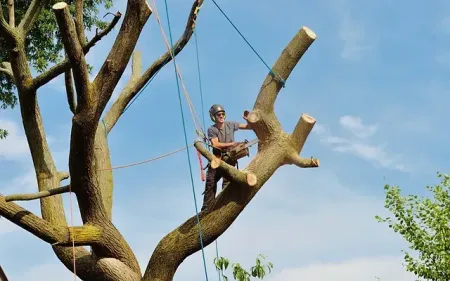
[253, 26, 316, 113]
[103, 0, 204, 133]
[31, 12, 121, 91]
[5, 185, 71, 202]
[53, 1, 92, 109]
[291, 113, 316, 153]
[194, 140, 257, 186]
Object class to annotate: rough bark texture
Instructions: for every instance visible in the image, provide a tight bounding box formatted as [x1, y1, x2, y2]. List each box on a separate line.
[0, 0, 319, 280]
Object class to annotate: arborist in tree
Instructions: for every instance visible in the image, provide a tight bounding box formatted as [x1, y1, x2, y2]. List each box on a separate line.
[201, 104, 253, 211]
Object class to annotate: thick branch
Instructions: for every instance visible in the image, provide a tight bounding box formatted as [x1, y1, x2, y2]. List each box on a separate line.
[0, 5, 14, 41]
[195, 140, 257, 186]
[53, 2, 92, 110]
[5, 185, 70, 202]
[103, 0, 204, 133]
[31, 12, 121, 91]
[18, 0, 49, 34]
[93, 0, 152, 112]
[8, 0, 14, 27]
[253, 26, 316, 113]
[65, 70, 77, 114]
[0, 195, 101, 246]
[291, 113, 316, 152]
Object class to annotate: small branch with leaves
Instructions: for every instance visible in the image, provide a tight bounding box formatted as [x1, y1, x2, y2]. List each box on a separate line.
[214, 254, 274, 281]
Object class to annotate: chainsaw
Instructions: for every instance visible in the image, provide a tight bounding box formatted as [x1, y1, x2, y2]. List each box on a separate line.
[222, 138, 259, 162]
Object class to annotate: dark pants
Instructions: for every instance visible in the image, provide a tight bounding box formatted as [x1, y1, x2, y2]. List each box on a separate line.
[201, 159, 237, 211]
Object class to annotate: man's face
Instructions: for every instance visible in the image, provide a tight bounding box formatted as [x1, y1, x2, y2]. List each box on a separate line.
[215, 112, 225, 124]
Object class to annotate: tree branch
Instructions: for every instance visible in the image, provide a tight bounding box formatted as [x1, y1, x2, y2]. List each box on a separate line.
[65, 70, 77, 114]
[18, 0, 50, 34]
[31, 12, 122, 91]
[0, 62, 13, 80]
[103, 0, 203, 133]
[287, 154, 319, 168]
[253, 26, 316, 113]
[0, 195, 101, 246]
[53, 2, 92, 110]
[0, 5, 15, 42]
[93, 0, 153, 113]
[74, 0, 86, 46]
[195, 140, 257, 186]
[290, 113, 316, 153]
[8, 0, 14, 27]
[5, 185, 71, 202]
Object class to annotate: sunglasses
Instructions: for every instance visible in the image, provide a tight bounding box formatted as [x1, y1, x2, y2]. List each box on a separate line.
[216, 113, 225, 117]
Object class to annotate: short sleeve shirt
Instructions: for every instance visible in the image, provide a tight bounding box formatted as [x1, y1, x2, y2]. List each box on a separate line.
[207, 121, 240, 153]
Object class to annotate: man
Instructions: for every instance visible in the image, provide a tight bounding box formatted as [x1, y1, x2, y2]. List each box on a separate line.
[201, 104, 252, 211]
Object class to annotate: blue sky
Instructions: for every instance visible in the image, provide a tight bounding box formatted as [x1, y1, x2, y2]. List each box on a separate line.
[1, 0, 450, 280]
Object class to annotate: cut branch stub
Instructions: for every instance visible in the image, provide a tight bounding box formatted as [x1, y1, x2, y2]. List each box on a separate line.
[291, 113, 316, 153]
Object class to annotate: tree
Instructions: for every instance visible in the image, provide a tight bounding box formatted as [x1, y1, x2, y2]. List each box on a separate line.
[376, 172, 450, 281]
[0, 0, 320, 279]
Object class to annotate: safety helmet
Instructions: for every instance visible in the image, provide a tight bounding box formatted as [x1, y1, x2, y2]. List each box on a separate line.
[209, 104, 226, 122]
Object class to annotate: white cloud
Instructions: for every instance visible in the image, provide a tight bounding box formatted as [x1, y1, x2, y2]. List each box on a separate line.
[268, 256, 415, 281]
[313, 116, 406, 171]
[338, 17, 373, 61]
[0, 119, 30, 161]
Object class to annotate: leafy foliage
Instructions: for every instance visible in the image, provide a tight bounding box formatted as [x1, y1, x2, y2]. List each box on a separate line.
[0, 0, 113, 110]
[214, 254, 274, 281]
[375, 172, 450, 281]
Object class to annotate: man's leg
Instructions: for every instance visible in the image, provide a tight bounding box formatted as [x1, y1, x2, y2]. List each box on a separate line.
[201, 167, 222, 211]
[221, 160, 237, 190]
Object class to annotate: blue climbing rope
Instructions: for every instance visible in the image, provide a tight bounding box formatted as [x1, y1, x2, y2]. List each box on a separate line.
[163, 1, 210, 281]
[209, 0, 286, 87]
[193, 28, 222, 281]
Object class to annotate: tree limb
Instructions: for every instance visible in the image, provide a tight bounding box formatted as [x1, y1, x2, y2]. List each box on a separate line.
[93, 0, 152, 113]
[103, 0, 204, 133]
[287, 154, 319, 168]
[0, 62, 13, 80]
[290, 113, 316, 153]
[5, 185, 71, 202]
[31, 12, 122, 91]
[0, 5, 15, 42]
[18, 0, 50, 34]
[0, 195, 101, 246]
[74, 0, 86, 46]
[53, 2, 92, 110]
[65, 70, 77, 114]
[253, 26, 316, 113]
[8, 0, 14, 27]
[195, 140, 257, 186]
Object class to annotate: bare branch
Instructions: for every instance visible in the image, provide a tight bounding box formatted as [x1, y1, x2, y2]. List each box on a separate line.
[65, 70, 77, 114]
[18, 0, 50, 34]
[103, 0, 204, 133]
[53, 2, 92, 109]
[0, 195, 101, 246]
[5, 185, 71, 202]
[290, 113, 316, 153]
[8, 0, 14, 27]
[0, 5, 14, 41]
[195, 140, 257, 186]
[253, 26, 316, 113]
[287, 154, 319, 168]
[0, 62, 13, 80]
[131, 50, 142, 79]
[74, 0, 86, 46]
[0, 265, 8, 281]
[31, 12, 122, 91]
[93, 0, 153, 112]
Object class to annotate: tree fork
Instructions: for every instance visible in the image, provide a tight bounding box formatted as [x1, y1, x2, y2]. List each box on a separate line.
[143, 25, 319, 281]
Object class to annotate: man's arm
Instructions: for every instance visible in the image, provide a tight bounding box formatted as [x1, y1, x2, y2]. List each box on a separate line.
[239, 110, 252, 130]
[208, 127, 237, 149]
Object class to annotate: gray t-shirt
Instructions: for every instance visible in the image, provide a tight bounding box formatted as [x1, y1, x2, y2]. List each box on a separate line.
[207, 121, 240, 153]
